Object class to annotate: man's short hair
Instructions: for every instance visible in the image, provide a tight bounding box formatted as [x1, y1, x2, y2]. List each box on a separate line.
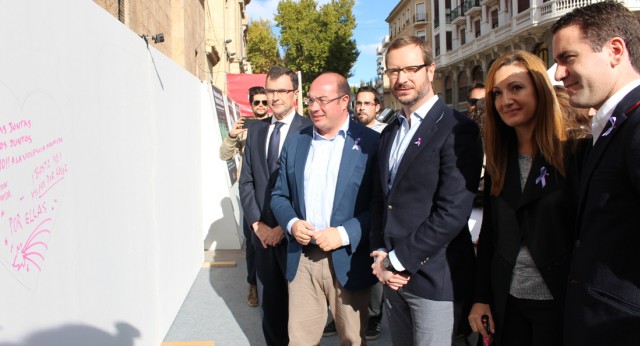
[468, 82, 485, 99]
[356, 86, 381, 105]
[385, 35, 434, 66]
[266, 66, 299, 90]
[248, 86, 266, 103]
[552, 0, 640, 73]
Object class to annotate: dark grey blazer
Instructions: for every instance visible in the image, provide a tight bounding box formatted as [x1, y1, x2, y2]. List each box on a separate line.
[564, 85, 640, 345]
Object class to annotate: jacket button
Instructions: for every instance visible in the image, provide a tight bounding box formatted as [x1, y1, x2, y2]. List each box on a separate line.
[388, 205, 393, 210]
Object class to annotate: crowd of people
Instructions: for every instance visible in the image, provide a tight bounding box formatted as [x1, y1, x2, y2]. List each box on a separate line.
[219, 2, 640, 345]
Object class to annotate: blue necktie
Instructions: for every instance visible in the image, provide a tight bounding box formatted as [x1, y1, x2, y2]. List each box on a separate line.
[267, 121, 284, 173]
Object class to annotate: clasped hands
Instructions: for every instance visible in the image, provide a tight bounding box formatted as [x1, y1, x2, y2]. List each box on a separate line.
[291, 220, 342, 251]
[370, 250, 410, 290]
[252, 221, 284, 248]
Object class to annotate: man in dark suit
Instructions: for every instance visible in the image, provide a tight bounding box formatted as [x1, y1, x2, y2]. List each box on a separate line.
[239, 66, 311, 346]
[370, 36, 483, 345]
[552, 2, 640, 344]
[271, 72, 378, 345]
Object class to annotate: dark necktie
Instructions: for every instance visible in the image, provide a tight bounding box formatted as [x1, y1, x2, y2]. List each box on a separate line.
[267, 121, 284, 173]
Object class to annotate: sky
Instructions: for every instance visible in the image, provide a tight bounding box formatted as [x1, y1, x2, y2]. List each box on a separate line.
[246, 0, 397, 86]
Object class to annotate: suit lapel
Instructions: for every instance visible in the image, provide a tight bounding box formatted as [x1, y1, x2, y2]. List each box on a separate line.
[518, 154, 559, 209]
[579, 86, 640, 204]
[379, 119, 399, 197]
[392, 100, 445, 187]
[294, 126, 313, 218]
[501, 148, 522, 210]
[256, 119, 271, 179]
[333, 121, 361, 214]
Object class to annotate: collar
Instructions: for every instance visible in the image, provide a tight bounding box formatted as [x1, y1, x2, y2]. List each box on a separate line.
[272, 109, 296, 125]
[397, 95, 439, 126]
[312, 117, 349, 140]
[592, 79, 640, 142]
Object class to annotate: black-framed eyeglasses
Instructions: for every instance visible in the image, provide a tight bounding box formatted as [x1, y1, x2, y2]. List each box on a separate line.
[252, 100, 268, 106]
[304, 95, 346, 107]
[384, 64, 428, 78]
[265, 89, 296, 96]
[468, 98, 480, 106]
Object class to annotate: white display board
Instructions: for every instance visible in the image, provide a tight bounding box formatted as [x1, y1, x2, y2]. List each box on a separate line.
[0, 1, 241, 344]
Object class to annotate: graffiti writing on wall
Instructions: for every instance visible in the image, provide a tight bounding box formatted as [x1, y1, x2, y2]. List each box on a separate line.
[0, 87, 67, 288]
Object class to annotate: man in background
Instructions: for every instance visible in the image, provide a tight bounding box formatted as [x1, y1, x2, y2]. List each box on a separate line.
[355, 86, 387, 134]
[466, 82, 485, 115]
[219, 86, 269, 307]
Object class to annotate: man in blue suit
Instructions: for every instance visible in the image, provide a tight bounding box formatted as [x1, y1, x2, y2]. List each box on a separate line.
[271, 72, 379, 345]
[370, 36, 483, 345]
[239, 66, 311, 346]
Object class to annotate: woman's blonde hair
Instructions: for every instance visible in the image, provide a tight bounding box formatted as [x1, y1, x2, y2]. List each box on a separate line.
[484, 50, 567, 196]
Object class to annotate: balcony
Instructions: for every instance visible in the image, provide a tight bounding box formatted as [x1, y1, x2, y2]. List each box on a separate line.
[414, 12, 427, 23]
[463, 0, 481, 16]
[451, 6, 465, 25]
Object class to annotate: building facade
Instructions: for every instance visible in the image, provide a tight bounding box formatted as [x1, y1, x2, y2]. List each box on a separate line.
[94, 0, 251, 93]
[377, 0, 640, 112]
[431, 0, 640, 112]
[376, 0, 434, 109]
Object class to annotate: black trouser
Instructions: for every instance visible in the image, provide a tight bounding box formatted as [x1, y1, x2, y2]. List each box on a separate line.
[501, 295, 563, 346]
[254, 235, 289, 346]
[242, 218, 256, 285]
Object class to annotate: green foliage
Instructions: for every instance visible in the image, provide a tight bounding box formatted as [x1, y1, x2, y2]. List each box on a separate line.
[246, 19, 281, 73]
[275, 0, 359, 92]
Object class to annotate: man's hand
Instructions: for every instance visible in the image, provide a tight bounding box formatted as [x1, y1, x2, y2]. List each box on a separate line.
[252, 221, 284, 248]
[291, 220, 315, 245]
[370, 250, 410, 290]
[229, 118, 247, 139]
[314, 227, 342, 252]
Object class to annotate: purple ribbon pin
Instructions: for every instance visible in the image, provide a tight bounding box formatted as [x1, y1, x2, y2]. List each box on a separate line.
[414, 137, 422, 146]
[352, 137, 361, 151]
[535, 166, 547, 188]
[601, 116, 617, 137]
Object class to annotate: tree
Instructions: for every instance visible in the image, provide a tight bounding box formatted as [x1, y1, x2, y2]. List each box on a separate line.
[246, 19, 281, 74]
[275, 0, 359, 92]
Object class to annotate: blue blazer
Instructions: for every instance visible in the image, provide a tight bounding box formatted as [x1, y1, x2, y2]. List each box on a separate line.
[370, 98, 483, 302]
[270, 120, 379, 291]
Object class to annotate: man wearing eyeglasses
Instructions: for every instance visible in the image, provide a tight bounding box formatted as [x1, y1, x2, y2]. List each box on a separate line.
[467, 82, 485, 115]
[271, 72, 379, 345]
[239, 67, 311, 346]
[355, 86, 387, 134]
[219, 85, 269, 309]
[370, 36, 483, 345]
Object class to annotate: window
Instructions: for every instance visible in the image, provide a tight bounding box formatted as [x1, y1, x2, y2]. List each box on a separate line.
[445, 75, 453, 104]
[518, 0, 530, 13]
[491, 8, 499, 29]
[435, 34, 441, 56]
[458, 71, 469, 104]
[460, 27, 466, 45]
[474, 19, 481, 37]
[416, 2, 426, 22]
[446, 31, 452, 52]
[417, 30, 427, 42]
[472, 66, 484, 83]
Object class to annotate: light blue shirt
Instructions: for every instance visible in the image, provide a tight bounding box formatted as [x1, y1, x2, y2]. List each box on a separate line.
[386, 96, 439, 271]
[286, 118, 350, 246]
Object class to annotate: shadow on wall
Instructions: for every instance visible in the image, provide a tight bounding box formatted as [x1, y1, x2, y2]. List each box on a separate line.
[203, 197, 240, 250]
[0, 322, 139, 346]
